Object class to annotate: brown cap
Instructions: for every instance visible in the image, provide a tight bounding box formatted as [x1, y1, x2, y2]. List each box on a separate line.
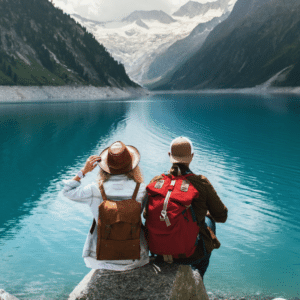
[169, 137, 194, 164]
[99, 141, 140, 175]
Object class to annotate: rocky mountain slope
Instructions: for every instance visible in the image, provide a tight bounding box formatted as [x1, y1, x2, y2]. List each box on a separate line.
[173, 0, 235, 18]
[73, 0, 236, 85]
[145, 12, 230, 89]
[155, 0, 300, 90]
[0, 0, 136, 87]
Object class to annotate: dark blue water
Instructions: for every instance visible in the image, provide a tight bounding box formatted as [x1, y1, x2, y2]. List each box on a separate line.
[0, 93, 299, 299]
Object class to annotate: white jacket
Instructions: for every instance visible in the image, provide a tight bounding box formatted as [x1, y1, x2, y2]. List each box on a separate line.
[62, 175, 149, 271]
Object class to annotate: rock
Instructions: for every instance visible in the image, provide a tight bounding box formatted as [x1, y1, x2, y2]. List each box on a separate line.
[68, 262, 209, 300]
[0, 289, 19, 300]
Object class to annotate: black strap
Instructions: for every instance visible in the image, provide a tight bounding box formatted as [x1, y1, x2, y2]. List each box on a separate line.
[90, 218, 96, 234]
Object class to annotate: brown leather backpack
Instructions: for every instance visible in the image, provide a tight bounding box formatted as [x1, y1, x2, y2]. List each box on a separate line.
[95, 183, 141, 260]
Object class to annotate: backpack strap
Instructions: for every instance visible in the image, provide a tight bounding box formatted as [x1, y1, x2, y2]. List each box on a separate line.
[90, 183, 108, 235]
[132, 183, 140, 201]
[160, 179, 176, 227]
[99, 183, 108, 201]
[89, 184, 107, 236]
[97, 183, 140, 241]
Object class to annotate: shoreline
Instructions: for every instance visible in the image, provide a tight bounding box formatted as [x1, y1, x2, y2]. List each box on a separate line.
[0, 86, 149, 103]
[150, 87, 300, 96]
[1, 85, 300, 104]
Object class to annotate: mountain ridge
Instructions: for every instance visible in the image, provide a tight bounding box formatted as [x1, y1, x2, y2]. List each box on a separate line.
[122, 10, 176, 24]
[73, 0, 236, 84]
[145, 12, 230, 88]
[154, 0, 300, 90]
[173, 0, 228, 18]
[0, 0, 136, 87]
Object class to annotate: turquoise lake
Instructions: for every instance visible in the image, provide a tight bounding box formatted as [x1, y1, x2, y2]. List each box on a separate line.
[0, 93, 299, 299]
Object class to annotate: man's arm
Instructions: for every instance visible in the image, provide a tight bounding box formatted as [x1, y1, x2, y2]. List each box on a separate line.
[204, 177, 228, 223]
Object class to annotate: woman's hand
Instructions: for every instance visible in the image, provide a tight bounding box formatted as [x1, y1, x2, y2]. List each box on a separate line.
[72, 155, 101, 182]
[82, 155, 101, 175]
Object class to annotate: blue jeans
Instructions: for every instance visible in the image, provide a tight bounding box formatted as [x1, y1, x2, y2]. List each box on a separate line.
[191, 216, 216, 278]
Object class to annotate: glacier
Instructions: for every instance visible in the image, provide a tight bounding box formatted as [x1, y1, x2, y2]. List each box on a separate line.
[71, 0, 237, 85]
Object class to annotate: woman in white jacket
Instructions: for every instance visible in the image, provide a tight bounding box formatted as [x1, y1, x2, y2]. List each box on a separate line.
[62, 141, 149, 271]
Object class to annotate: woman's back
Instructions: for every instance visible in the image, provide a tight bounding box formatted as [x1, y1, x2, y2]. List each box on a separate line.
[62, 141, 149, 271]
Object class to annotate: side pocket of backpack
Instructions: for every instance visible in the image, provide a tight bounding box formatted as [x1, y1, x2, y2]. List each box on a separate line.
[206, 225, 221, 249]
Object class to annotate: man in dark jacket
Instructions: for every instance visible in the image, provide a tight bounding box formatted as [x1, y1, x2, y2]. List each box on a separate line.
[145, 136, 228, 278]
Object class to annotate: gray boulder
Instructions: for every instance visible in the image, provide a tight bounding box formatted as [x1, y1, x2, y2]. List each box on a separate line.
[0, 289, 19, 300]
[69, 262, 209, 300]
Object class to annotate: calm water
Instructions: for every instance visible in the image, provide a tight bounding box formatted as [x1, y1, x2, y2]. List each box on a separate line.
[0, 93, 299, 299]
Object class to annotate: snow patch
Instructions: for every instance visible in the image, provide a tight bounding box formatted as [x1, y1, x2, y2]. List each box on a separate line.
[16, 52, 31, 65]
[238, 61, 247, 73]
[74, 4, 233, 85]
[259, 66, 293, 89]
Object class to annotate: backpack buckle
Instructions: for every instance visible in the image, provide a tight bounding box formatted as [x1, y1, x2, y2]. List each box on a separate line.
[160, 211, 171, 227]
[163, 255, 173, 263]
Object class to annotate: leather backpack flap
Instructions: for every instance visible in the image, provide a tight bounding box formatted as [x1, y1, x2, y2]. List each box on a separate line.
[96, 183, 142, 261]
[97, 199, 141, 261]
[99, 199, 142, 241]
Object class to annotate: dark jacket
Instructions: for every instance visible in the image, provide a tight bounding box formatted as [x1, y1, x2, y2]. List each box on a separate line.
[145, 165, 228, 262]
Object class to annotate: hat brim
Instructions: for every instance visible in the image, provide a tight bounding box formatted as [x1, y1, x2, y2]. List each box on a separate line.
[170, 154, 193, 164]
[99, 145, 140, 175]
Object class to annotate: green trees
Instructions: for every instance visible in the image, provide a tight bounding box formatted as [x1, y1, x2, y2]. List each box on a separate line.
[0, 0, 136, 87]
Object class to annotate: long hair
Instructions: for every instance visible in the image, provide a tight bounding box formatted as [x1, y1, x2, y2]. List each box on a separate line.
[98, 165, 144, 188]
[169, 163, 190, 176]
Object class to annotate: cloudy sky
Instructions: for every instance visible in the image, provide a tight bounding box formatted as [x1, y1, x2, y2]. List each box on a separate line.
[52, 0, 214, 22]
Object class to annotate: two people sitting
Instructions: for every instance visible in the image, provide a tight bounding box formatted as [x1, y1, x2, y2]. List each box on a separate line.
[62, 137, 228, 278]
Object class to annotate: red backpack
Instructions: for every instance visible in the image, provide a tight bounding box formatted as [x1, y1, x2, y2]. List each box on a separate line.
[145, 174, 200, 260]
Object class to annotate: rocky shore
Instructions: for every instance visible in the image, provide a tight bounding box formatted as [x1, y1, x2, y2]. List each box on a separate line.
[0, 86, 149, 103]
[151, 87, 300, 96]
[0, 288, 292, 300]
[1, 85, 300, 104]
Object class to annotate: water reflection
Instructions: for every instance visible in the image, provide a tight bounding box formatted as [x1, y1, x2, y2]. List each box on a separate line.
[0, 101, 129, 235]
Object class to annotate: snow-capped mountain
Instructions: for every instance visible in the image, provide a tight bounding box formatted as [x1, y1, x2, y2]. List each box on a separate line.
[72, 0, 237, 84]
[122, 10, 176, 24]
[173, 0, 233, 18]
[145, 12, 230, 89]
[155, 0, 300, 90]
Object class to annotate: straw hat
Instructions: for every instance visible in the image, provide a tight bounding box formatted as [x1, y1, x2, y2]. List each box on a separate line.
[99, 141, 140, 174]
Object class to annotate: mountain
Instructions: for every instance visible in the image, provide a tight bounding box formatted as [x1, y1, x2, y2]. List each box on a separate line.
[73, 0, 236, 85]
[155, 0, 300, 90]
[173, 0, 234, 18]
[135, 19, 149, 30]
[0, 0, 136, 87]
[145, 12, 230, 88]
[71, 14, 105, 26]
[122, 10, 176, 24]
